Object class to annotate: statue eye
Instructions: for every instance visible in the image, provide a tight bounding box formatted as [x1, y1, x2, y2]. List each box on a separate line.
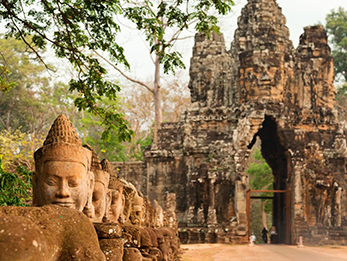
[68, 179, 79, 187]
[45, 177, 58, 186]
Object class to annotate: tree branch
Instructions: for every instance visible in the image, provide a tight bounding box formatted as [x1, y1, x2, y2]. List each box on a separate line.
[93, 50, 154, 93]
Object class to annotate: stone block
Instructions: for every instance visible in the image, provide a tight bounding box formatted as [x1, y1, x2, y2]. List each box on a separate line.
[94, 223, 123, 239]
[123, 247, 142, 261]
[100, 239, 123, 261]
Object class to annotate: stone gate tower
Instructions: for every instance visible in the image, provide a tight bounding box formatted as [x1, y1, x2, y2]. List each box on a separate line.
[119, 0, 347, 244]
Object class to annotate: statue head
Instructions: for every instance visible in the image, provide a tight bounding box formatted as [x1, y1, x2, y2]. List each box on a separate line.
[33, 115, 93, 213]
[130, 192, 144, 227]
[83, 146, 110, 222]
[104, 177, 125, 223]
[100, 159, 125, 223]
[238, 51, 285, 103]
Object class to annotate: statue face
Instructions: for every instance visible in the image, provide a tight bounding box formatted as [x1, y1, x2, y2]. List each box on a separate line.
[130, 206, 143, 226]
[35, 161, 89, 212]
[130, 195, 144, 227]
[239, 53, 284, 102]
[110, 189, 124, 222]
[92, 181, 107, 222]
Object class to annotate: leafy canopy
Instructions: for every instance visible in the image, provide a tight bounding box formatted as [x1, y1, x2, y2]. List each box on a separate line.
[326, 7, 347, 82]
[0, 0, 234, 141]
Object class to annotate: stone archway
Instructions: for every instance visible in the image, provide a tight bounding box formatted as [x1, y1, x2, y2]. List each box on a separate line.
[247, 115, 292, 244]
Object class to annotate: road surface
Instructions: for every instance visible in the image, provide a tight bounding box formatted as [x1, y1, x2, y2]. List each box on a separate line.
[180, 244, 347, 261]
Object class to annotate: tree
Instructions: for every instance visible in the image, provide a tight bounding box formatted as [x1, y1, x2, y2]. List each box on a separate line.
[325, 7, 347, 122]
[326, 7, 347, 83]
[99, 0, 234, 126]
[0, 0, 234, 138]
[0, 36, 50, 133]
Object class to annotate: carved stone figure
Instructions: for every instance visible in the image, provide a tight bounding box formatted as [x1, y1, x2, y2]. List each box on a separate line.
[153, 200, 164, 228]
[130, 192, 144, 227]
[83, 144, 110, 222]
[122, 181, 138, 224]
[105, 178, 125, 224]
[33, 115, 94, 215]
[165, 193, 177, 229]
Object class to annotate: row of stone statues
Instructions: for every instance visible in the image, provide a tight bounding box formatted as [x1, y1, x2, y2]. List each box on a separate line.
[32, 114, 176, 229]
[0, 114, 179, 261]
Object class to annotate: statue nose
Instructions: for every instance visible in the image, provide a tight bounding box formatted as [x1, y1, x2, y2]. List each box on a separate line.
[56, 181, 71, 198]
[260, 70, 271, 82]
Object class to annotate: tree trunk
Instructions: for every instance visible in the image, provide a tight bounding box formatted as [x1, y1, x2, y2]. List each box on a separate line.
[153, 54, 162, 125]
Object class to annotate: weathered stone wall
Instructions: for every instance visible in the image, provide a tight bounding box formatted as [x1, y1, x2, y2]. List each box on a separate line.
[112, 161, 147, 195]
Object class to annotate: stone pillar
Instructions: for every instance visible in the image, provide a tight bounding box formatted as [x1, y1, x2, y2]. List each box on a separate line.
[235, 176, 248, 235]
[207, 172, 217, 225]
[293, 157, 304, 220]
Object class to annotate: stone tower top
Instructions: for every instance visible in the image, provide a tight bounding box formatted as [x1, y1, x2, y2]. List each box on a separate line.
[187, 0, 335, 116]
[188, 31, 232, 108]
[231, 0, 295, 104]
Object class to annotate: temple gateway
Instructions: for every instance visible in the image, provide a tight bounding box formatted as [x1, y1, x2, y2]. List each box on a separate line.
[115, 0, 347, 245]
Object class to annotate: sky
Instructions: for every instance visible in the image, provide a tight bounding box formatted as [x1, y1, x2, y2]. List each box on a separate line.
[117, 0, 347, 82]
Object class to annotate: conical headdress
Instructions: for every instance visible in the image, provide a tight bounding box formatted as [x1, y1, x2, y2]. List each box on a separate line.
[34, 115, 92, 170]
[83, 144, 109, 186]
[44, 114, 81, 146]
[83, 144, 102, 171]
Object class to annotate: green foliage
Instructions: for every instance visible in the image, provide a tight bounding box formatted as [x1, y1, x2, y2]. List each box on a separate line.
[0, 0, 234, 139]
[128, 133, 153, 161]
[123, 0, 234, 74]
[0, 65, 16, 92]
[247, 148, 273, 213]
[247, 149, 273, 191]
[0, 36, 52, 133]
[0, 129, 45, 172]
[0, 157, 32, 206]
[326, 7, 347, 82]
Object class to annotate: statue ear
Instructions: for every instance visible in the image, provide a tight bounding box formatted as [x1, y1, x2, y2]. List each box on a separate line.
[105, 189, 111, 210]
[83, 171, 95, 219]
[89, 171, 94, 192]
[32, 172, 38, 206]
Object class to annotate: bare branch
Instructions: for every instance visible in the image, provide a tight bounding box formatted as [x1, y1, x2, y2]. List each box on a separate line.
[93, 50, 154, 93]
[9, 18, 50, 70]
[167, 18, 199, 46]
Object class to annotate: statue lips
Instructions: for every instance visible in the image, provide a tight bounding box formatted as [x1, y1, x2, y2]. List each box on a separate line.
[53, 202, 74, 208]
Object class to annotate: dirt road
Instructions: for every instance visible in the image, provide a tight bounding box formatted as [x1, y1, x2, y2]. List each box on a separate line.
[180, 244, 347, 261]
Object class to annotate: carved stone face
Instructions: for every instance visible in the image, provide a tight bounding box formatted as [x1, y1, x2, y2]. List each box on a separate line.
[93, 180, 108, 222]
[130, 194, 144, 227]
[106, 187, 124, 223]
[34, 161, 90, 212]
[239, 53, 285, 102]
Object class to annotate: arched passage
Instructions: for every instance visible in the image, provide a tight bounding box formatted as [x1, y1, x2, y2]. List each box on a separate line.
[247, 115, 291, 244]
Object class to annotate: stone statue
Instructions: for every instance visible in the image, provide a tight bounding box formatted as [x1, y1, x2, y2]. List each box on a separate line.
[83, 144, 110, 222]
[130, 192, 144, 227]
[165, 193, 177, 229]
[122, 180, 138, 224]
[33, 115, 94, 215]
[104, 178, 125, 223]
[153, 200, 164, 228]
[100, 158, 126, 224]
